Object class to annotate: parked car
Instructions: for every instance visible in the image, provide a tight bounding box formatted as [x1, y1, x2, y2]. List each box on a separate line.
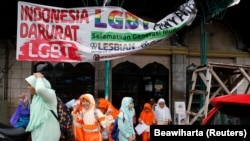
[201, 94, 250, 125]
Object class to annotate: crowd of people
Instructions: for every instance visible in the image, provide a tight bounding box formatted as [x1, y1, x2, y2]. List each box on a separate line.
[1, 72, 172, 141]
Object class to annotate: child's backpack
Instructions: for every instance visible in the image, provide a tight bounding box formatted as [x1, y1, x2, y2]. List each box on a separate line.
[50, 97, 73, 140]
[111, 113, 124, 141]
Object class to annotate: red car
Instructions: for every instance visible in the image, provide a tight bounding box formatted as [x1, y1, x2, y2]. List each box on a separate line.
[201, 94, 250, 125]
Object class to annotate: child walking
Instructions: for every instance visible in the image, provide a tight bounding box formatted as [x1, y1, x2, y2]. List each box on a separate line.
[138, 103, 156, 141]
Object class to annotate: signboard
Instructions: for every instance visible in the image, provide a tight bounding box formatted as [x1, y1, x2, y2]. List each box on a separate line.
[174, 101, 186, 125]
[16, 0, 197, 62]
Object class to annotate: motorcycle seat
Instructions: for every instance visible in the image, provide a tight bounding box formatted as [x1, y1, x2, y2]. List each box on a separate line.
[0, 127, 29, 136]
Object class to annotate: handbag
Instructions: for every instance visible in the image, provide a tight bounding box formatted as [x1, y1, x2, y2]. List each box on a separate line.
[10, 100, 30, 128]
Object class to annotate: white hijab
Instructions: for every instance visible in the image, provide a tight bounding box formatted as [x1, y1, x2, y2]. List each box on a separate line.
[154, 98, 171, 121]
[80, 94, 97, 124]
[80, 93, 106, 128]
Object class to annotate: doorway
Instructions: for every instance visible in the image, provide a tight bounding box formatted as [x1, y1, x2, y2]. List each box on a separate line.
[112, 61, 169, 121]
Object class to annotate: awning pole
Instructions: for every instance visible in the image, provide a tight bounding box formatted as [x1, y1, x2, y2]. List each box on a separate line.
[104, 60, 110, 100]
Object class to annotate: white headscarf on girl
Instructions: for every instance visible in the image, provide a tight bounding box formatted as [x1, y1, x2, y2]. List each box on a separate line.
[154, 98, 172, 121]
[79, 94, 97, 124]
[79, 93, 107, 130]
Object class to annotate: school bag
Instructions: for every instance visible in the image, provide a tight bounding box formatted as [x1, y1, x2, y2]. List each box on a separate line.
[111, 112, 124, 141]
[50, 97, 73, 139]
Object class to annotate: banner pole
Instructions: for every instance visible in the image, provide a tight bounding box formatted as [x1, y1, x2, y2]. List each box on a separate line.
[103, 0, 111, 100]
[104, 60, 110, 100]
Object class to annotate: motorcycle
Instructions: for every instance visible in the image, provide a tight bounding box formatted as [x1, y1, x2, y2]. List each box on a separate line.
[0, 126, 30, 141]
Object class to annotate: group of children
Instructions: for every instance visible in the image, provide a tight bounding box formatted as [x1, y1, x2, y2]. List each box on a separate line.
[137, 98, 172, 141]
[10, 94, 172, 141]
[7, 72, 172, 141]
[70, 95, 172, 141]
[71, 95, 136, 141]
[8, 93, 172, 141]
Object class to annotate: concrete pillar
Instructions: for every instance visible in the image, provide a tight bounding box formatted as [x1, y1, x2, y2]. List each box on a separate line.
[171, 54, 187, 103]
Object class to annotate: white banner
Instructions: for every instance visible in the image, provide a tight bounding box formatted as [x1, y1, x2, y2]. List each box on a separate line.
[16, 0, 197, 62]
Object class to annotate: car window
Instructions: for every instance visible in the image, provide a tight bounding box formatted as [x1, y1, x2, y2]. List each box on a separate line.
[205, 104, 250, 125]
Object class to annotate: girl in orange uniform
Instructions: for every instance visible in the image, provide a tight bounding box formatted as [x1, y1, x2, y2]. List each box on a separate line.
[72, 94, 107, 141]
[138, 103, 156, 141]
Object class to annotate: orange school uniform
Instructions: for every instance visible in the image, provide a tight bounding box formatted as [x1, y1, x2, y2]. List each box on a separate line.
[138, 103, 156, 141]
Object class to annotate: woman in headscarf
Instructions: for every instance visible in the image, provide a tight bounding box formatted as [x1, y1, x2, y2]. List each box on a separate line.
[117, 97, 136, 141]
[72, 94, 107, 141]
[138, 103, 156, 141]
[25, 72, 60, 141]
[154, 98, 172, 125]
[97, 98, 119, 141]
